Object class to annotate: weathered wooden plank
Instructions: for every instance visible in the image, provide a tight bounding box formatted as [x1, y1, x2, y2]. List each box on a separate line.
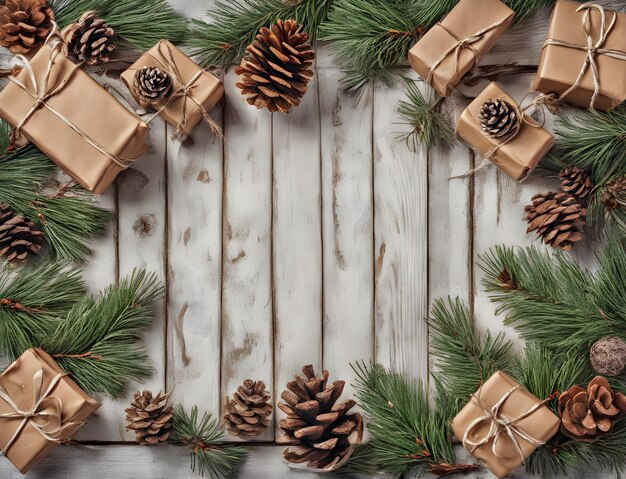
[318, 68, 374, 394]
[220, 69, 274, 441]
[373, 70, 428, 379]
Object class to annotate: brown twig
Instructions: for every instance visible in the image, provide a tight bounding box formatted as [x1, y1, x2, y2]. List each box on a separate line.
[52, 351, 105, 361]
[387, 27, 424, 37]
[0, 298, 44, 314]
[427, 462, 480, 477]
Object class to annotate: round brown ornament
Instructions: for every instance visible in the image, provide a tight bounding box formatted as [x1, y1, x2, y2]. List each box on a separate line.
[590, 336, 626, 377]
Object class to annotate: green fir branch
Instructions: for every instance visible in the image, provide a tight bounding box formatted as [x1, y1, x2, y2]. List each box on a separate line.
[42, 269, 163, 397]
[49, 0, 188, 50]
[170, 405, 247, 478]
[187, 0, 333, 68]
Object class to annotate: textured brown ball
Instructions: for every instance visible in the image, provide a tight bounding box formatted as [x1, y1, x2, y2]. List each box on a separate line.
[590, 336, 626, 377]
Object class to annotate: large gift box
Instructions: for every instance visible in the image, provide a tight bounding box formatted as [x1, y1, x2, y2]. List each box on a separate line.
[0, 44, 149, 194]
[532, 0, 626, 111]
[455, 82, 555, 181]
[0, 348, 100, 474]
[408, 0, 514, 97]
[121, 40, 224, 136]
[452, 371, 560, 478]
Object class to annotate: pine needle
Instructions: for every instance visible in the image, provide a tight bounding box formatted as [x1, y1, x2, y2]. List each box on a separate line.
[396, 79, 454, 150]
[170, 405, 247, 478]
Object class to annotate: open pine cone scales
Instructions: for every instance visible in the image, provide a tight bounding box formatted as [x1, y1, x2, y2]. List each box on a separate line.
[0, 203, 44, 265]
[235, 19, 315, 113]
[62, 10, 115, 65]
[0, 0, 54, 54]
[277, 365, 363, 473]
[478, 99, 519, 139]
[523, 192, 586, 250]
[223, 379, 273, 438]
[125, 390, 173, 444]
[560, 166, 593, 200]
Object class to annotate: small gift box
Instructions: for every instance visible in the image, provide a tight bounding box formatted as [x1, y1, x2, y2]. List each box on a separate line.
[452, 371, 560, 478]
[0, 44, 149, 194]
[408, 0, 514, 97]
[455, 82, 555, 181]
[0, 348, 100, 474]
[121, 40, 224, 136]
[532, 0, 626, 111]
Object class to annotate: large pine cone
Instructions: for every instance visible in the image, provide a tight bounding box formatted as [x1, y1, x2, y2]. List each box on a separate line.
[125, 390, 173, 444]
[478, 99, 519, 139]
[223, 379, 273, 438]
[0, 0, 55, 54]
[0, 203, 43, 265]
[277, 365, 363, 473]
[235, 19, 315, 114]
[560, 166, 593, 200]
[523, 192, 586, 250]
[133, 66, 173, 104]
[558, 376, 626, 441]
[62, 11, 115, 66]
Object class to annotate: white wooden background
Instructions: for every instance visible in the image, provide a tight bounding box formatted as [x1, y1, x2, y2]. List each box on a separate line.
[1, 0, 624, 478]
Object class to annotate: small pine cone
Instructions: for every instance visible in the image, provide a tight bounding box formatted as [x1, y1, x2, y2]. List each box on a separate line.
[223, 379, 273, 438]
[559, 166, 593, 200]
[125, 390, 173, 444]
[133, 66, 173, 103]
[602, 177, 626, 212]
[277, 365, 363, 473]
[63, 11, 115, 66]
[559, 376, 626, 441]
[523, 192, 586, 250]
[0, 0, 55, 54]
[0, 203, 44, 265]
[478, 99, 519, 139]
[235, 19, 315, 113]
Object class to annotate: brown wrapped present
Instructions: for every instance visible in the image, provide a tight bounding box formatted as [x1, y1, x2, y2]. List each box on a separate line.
[0, 43, 148, 194]
[533, 1, 626, 111]
[121, 40, 224, 136]
[455, 82, 555, 181]
[0, 348, 100, 474]
[408, 0, 514, 97]
[452, 371, 560, 478]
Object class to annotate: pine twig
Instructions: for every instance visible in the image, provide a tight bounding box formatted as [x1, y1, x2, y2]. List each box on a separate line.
[170, 405, 247, 478]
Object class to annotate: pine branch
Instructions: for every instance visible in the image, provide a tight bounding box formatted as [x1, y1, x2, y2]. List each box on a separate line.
[187, 0, 333, 68]
[170, 404, 247, 478]
[42, 269, 163, 397]
[0, 261, 85, 360]
[49, 0, 188, 50]
[429, 297, 513, 408]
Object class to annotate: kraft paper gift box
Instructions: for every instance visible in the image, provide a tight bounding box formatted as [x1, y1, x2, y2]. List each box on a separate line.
[455, 82, 555, 181]
[408, 0, 515, 97]
[533, 0, 626, 111]
[121, 40, 224, 136]
[0, 348, 100, 474]
[452, 371, 560, 478]
[0, 44, 149, 194]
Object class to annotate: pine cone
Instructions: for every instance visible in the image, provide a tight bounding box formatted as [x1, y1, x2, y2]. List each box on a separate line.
[478, 99, 519, 139]
[560, 166, 593, 200]
[0, 0, 54, 54]
[277, 365, 363, 473]
[235, 19, 315, 113]
[133, 66, 173, 103]
[602, 177, 626, 212]
[590, 336, 626, 377]
[0, 203, 44, 265]
[558, 376, 626, 441]
[125, 390, 173, 444]
[523, 192, 586, 250]
[62, 11, 115, 66]
[223, 379, 273, 438]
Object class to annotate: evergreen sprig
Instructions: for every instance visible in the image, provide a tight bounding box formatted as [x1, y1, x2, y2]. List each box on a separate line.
[170, 405, 247, 478]
[49, 0, 187, 50]
[187, 0, 333, 68]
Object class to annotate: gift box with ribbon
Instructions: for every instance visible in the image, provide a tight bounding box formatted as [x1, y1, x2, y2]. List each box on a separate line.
[0, 43, 149, 194]
[408, 0, 515, 97]
[455, 82, 555, 181]
[121, 40, 224, 137]
[533, 1, 626, 111]
[452, 371, 560, 478]
[0, 348, 100, 474]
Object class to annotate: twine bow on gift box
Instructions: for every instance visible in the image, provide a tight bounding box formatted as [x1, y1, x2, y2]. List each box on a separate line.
[0, 369, 83, 455]
[542, 4, 626, 109]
